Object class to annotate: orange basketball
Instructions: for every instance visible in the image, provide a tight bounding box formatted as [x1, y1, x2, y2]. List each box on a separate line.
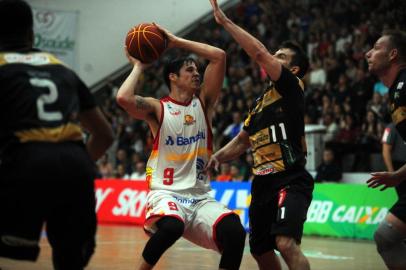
[125, 23, 167, 64]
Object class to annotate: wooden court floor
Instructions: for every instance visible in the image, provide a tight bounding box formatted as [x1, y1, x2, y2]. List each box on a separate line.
[0, 225, 386, 270]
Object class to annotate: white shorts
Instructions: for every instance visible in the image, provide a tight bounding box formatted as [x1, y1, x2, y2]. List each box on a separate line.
[144, 189, 235, 252]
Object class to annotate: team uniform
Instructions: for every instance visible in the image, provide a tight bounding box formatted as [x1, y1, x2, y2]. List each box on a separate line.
[144, 96, 235, 251]
[387, 68, 406, 222]
[243, 67, 314, 255]
[0, 50, 97, 267]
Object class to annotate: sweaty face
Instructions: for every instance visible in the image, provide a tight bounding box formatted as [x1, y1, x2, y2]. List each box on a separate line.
[175, 61, 200, 92]
[365, 36, 392, 75]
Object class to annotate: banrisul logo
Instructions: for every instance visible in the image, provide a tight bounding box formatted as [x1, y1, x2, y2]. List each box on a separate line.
[307, 200, 388, 225]
[166, 131, 206, 146]
[165, 136, 175, 146]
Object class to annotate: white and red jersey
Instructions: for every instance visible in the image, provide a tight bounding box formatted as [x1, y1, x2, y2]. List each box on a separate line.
[146, 95, 213, 192]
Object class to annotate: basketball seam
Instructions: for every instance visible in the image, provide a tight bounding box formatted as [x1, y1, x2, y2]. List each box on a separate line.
[143, 25, 160, 59]
[137, 24, 144, 62]
[127, 28, 137, 54]
[132, 30, 165, 41]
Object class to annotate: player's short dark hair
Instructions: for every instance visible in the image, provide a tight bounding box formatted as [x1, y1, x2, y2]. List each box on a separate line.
[163, 57, 198, 90]
[383, 29, 406, 64]
[280, 40, 309, 78]
[0, 0, 33, 45]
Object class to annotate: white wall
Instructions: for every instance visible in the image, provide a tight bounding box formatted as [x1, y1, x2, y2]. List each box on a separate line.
[27, 0, 230, 86]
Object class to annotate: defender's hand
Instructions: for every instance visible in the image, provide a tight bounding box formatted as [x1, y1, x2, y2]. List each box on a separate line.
[205, 155, 220, 173]
[366, 171, 402, 191]
[209, 0, 228, 25]
[152, 23, 178, 49]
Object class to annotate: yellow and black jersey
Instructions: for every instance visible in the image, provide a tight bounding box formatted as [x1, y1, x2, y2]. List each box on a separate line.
[243, 67, 307, 176]
[0, 50, 96, 152]
[389, 68, 406, 141]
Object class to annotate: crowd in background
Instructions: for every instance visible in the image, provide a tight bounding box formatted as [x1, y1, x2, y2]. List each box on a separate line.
[96, 0, 406, 182]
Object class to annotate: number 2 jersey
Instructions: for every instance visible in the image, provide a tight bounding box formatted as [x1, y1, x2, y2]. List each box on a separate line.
[146, 96, 212, 192]
[0, 50, 96, 153]
[243, 67, 307, 176]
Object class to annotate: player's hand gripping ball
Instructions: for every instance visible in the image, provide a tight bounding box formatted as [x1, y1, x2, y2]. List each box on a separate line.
[125, 23, 167, 63]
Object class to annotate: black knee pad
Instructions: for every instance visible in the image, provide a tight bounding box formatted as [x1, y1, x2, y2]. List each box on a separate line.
[142, 217, 184, 266]
[216, 214, 246, 270]
[216, 214, 246, 246]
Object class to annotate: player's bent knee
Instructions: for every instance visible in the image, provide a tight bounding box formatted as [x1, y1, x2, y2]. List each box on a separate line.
[142, 217, 185, 266]
[374, 220, 406, 268]
[157, 216, 184, 239]
[275, 236, 296, 255]
[216, 214, 246, 248]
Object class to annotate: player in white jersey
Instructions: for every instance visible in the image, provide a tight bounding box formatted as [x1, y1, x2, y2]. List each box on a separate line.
[116, 24, 246, 270]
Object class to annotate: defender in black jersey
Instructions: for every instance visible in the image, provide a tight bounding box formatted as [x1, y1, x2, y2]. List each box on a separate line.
[207, 1, 313, 270]
[365, 30, 406, 269]
[0, 1, 113, 269]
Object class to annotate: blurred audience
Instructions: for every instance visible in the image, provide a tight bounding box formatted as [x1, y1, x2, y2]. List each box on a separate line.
[315, 148, 343, 182]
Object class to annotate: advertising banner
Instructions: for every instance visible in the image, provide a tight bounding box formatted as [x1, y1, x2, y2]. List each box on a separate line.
[32, 7, 78, 69]
[304, 183, 397, 240]
[95, 180, 148, 225]
[94, 180, 396, 240]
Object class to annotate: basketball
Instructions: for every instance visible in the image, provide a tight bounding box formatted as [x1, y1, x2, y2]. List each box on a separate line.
[125, 23, 167, 63]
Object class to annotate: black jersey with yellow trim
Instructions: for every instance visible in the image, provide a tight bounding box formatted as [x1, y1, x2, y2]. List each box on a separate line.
[389, 68, 406, 141]
[0, 50, 96, 151]
[243, 66, 307, 176]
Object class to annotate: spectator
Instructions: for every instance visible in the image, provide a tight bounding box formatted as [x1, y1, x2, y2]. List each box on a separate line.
[115, 148, 131, 174]
[98, 154, 114, 179]
[309, 57, 327, 87]
[129, 161, 147, 181]
[222, 111, 244, 144]
[315, 148, 343, 182]
[216, 163, 232, 182]
[114, 164, 130, 179]
[322, 112, 339, 143]
[230, 163, 244, 182]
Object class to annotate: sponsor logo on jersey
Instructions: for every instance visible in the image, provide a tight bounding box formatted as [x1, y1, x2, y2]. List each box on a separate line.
[165, 136, 175, 145]
[184, 114, 196, 125]
[256, 167, 275, 175]
[4, 53, 51, 65]
[172, 195, 203, 205]
[165, 131, 206, 146]
[250, 128, 270, 149]
[167, 104, 181, 116]
[397, 81, 404, 90]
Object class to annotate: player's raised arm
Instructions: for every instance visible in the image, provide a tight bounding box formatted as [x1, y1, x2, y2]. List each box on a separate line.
[209, 0, 282, 81]
[116, 48, 161, 125]
[154, 23, 226, 114]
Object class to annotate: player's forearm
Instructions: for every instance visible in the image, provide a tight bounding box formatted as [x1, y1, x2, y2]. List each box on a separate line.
[173, 37, 225, 63]
[220, 18, 268, 63]
[214, 132, 250, 162]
